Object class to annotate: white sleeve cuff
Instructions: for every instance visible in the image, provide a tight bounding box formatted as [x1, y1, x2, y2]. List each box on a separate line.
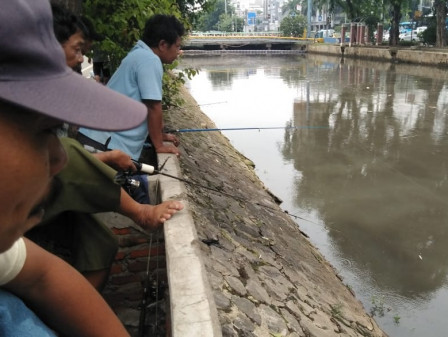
[0, 238, 27, 286]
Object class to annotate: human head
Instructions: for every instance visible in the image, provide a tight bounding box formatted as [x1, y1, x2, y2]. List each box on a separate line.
[79, 16, 104, 54]
[142, 14, 185, 64]
[51, 3, 85, 71]
[0, 0, 146, 252]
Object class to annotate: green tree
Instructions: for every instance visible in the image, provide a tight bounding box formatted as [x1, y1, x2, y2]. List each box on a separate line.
[175, 0, 213, 24]
[280, 14, 307, 36]
[194, 0, 226, 31]
[82, 0, 199, 108]
[282, 0, 312, 16]
[193, 0, 243, 32]
[217, 14, 244, 32]
[421, 20, 437, 44]
[83, 0, 186, 70]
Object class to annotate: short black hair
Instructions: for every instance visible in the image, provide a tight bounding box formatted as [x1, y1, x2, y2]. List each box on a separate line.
[51, 3, 84, 44]
[141, 14, 185, 47]
[80, 16, 104, 42]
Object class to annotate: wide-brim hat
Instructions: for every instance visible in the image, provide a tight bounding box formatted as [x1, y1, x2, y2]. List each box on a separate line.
[0, 0, 146, 131]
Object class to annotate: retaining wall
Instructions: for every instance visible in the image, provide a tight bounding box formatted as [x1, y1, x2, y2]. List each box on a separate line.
[307, 44, 448, 67]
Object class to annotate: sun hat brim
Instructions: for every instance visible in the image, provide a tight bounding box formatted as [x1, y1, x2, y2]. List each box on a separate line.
[0, 0, 147, 131]
[0, 69, 146, 131]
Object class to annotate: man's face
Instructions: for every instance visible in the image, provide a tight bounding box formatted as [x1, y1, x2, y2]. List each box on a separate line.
[61, 30, 85, 70]
[0, 103, 68, 252]
[159, 38, 182, 64]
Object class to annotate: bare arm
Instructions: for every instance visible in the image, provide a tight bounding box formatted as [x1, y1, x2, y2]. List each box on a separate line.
[93, 150, 136, 172]
[143, 99, 180, 155]
[3, 238, 129, 337]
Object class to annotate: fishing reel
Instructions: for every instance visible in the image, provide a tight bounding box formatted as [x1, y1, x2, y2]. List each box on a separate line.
[113, 160, 156, 195]
[114, 172, 141, 194]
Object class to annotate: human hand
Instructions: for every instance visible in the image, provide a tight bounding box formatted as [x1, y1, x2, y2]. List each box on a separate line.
[155, 144, 180, 156]
[163, 133, 180, 147]
[93, 150, 136, 172]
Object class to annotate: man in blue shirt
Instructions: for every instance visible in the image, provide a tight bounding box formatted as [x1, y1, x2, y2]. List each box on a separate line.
[79, 15, 186, 160]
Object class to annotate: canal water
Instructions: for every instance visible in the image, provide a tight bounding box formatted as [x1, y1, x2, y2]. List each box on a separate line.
[178, 54, 448, 337]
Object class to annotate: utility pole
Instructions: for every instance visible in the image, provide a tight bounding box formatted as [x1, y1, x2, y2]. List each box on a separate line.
[307, 0, 312, 37]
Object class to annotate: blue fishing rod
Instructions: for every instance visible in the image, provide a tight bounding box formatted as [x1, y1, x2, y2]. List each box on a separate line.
[166, 125, 327, 133]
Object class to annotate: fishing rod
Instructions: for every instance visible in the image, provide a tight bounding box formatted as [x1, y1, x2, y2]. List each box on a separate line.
[164, 101, 228, 112]
[117, 160, 319, 226]
[166, 125, 328, 133]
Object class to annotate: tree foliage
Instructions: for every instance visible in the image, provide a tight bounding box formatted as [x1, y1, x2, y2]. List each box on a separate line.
[280, 14, 307, 37]
[82, 0, 201, 108]
[83, 0, 186, 70]
[193, 0, 239, 31]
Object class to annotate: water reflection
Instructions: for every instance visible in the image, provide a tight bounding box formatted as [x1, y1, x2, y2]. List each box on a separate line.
[180, 54, 448, 336]
[284, 57, 448, 297]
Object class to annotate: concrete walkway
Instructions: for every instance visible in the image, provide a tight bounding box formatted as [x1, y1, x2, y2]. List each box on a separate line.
[157, 153, 222, 337]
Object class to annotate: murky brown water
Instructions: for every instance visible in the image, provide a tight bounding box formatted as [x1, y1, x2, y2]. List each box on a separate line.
[179, 54, 448, 337]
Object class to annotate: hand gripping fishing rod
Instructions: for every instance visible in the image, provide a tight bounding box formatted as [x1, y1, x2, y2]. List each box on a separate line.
[114, 160, 190, 194]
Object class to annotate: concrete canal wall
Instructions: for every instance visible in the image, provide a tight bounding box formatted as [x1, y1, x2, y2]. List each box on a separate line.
[157, 87, 389, 337]
[307, 44, 448, 67]
[100, 83, 390, 336]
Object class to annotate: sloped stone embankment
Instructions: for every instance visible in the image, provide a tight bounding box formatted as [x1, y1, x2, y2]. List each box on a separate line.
[163, 86, 388, 337]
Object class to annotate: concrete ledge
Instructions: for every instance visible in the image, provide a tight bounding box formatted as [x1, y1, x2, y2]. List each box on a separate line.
[307, 44, 448, 67]
[155, 153, 222, 337]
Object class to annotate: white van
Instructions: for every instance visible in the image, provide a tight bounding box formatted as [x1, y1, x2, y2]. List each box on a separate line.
[416, 26, 427, 34]
[315, 29, 335, 38]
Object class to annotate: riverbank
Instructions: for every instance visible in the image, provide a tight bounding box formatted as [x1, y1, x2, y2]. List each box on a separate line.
[161, 86, 388, 337]
[307, 43, 448, 67]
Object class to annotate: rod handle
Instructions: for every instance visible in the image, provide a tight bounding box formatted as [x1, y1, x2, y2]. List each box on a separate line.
[132, 160, 155, 174]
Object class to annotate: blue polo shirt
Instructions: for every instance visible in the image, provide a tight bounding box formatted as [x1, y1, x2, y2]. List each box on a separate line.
[79, 40, 163, 160]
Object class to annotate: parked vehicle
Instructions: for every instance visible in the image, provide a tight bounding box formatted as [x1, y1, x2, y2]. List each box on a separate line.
[399, 30, 418, 41]
[315, 29, 335, 38]
[416, 26, 427, 34]
[399, 21, 416, 33]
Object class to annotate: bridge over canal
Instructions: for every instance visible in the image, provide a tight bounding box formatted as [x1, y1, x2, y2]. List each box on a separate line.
[183, 32, 319, 53]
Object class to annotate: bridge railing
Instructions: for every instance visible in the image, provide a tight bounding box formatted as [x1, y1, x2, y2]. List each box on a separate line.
[190, 31, 282, 37]
[187, 32, 324, 43]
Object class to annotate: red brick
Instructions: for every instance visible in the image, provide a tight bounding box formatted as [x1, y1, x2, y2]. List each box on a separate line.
[112, 227, 132, 235]
[128, 260, 147, 273]
[118, 236, 149, 247]
[110, 263, 124, 275]
[150, 246, 165, 256]
[129, 246, 165, 258]
[110, 274, 140, 285]
[114, 252, 126, 261]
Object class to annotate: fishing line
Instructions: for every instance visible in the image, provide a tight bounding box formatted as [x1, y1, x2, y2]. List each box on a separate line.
[138, 233, 153, 337]
[166, 125, 328, 133]
[164, 101, 227, 112]
[129, 160, 319, 226]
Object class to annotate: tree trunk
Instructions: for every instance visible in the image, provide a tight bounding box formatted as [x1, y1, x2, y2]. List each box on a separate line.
[389, 3, 402, 46]
[434, 0, 447, 48]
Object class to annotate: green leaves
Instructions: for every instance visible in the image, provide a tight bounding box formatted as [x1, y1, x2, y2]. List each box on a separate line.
[83, 0, 184, 72]
[280, 14, 307, 37]
[83, 0, 199, 109]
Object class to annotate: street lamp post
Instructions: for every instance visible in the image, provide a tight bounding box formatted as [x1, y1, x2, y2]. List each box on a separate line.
[307, 0, 312, 37]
